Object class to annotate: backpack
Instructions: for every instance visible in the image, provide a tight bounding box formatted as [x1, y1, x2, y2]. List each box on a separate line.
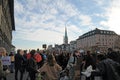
[37, 53, 45, 68]
[34, 53, 42, 63]
[26, 58, 37, 72]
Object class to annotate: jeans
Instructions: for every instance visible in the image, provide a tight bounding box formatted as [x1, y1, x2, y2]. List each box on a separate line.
[10, 62, 14, 72]
[15, 68, 24, 80]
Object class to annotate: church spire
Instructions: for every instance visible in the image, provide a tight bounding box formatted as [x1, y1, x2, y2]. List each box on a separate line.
[65, 27, 67, 38]
[64, 27, 68, 44]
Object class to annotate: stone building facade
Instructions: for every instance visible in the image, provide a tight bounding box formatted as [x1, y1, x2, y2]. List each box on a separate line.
[77, 28, 119, 53]
[0, 0, 15, 53]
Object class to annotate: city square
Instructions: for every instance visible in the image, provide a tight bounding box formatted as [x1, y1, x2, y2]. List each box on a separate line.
[1, 0, 120, 80]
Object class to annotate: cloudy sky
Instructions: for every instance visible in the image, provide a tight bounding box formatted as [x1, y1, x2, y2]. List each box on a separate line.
[12, 0, 120, 50]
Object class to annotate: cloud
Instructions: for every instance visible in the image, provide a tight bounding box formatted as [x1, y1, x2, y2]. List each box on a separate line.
[14, 0, 107, 49]
[93, 0, 104, 6]
[14, 0, 25, 14]
[79, 14, 93, 26]
[15, 28, 63, 43]
[93, 13, 105, 18]
[100, 0, 120, 34]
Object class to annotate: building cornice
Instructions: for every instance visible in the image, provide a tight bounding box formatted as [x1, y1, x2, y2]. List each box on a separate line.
[78, 28, 117, 39]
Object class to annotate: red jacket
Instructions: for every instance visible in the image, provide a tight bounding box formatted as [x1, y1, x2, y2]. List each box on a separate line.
[27, 53, 42, 63]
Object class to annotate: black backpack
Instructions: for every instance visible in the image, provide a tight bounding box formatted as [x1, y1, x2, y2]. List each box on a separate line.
[26, 58, 37, 72]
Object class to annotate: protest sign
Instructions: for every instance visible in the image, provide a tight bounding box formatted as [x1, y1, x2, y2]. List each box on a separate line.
[2, 56, 11, 65]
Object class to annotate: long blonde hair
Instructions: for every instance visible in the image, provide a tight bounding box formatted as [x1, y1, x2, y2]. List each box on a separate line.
[0, 47, 7, 56]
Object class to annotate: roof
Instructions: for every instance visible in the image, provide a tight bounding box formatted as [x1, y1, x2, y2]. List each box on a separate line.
[78, 28, 117, 39]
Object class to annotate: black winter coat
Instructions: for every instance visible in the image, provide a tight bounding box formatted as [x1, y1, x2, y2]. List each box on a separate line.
[92, 58, 120, 80]
[15, 53, 25, 70]
[27, 57, 38, 73]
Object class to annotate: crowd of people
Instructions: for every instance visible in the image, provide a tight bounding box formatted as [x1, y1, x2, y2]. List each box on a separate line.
[0, 47, 120, 80]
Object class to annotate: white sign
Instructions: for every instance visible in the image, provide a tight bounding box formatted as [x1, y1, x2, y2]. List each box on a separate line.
[1, 56, 11, 65]
[81, 65, 94, 77]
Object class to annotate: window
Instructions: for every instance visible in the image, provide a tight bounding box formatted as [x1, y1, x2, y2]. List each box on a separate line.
[103, 39, 104, 41]
[86, 33, 88, 36]
[101, 31, 103, 33]
[110, 32, 112, 34]
[103, 42, 104, 45]
[109, 43, 111, 45]
[99, 39, 100, 41]
[104, 31, 106, 34]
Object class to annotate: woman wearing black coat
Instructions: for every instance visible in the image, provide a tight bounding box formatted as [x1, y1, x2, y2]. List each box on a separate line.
[27, 50, 38, 80]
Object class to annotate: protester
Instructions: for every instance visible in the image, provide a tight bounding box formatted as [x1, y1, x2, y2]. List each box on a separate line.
[91, 54, 120, 80]
[57, 52, 64, 68]
[74, 50, 82, 79]
[107, 49, 119, 63]
[107, 48, 113, 55]
[27, 50, 38, 80]
[9, 52, 15, 73]
[15, 49, 25, 80]
[81, 51, 95, 80]
[42, 50, 47, 61]
[84, 51, 95, 69]
[3, 47, 120, 80]
[67, 51, 77, 80]
[62, 52, 70, 70]
[38, 54, 62, 80]
[0, 47, 10, 80]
